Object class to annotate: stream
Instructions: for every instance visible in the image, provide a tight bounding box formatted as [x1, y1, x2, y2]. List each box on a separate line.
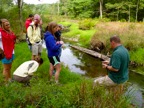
[60, 43, 144, 108]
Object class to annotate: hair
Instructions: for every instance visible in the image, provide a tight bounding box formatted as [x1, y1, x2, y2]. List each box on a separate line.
[0, 19, 9, 30]
[36, 58, 43, 65]
[45, 22, 58, 37]
[58, 24, 63, 29]
[110, 35, 121, 43]
[29, 14, 34, 18]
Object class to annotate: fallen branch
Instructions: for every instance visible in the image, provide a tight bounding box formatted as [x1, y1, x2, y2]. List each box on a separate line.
[70, 45, 110, 61]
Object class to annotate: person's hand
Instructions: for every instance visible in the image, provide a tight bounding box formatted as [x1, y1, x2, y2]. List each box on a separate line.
[56, 41, 60, 44]
[60, 41, 64, 45]
[102, 60, 109, 65]
[102, 63, 108, 69]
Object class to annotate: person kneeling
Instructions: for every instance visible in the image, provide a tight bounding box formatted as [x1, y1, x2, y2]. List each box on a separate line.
[13, 58, 43, 86]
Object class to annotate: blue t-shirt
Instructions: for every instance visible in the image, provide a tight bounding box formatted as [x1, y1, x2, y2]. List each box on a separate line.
[108, 45, 130, 84]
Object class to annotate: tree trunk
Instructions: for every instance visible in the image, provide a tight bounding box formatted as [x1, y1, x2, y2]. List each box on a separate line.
[57, 0, 60, 15]
[135, 0, 140, 22]
[70, 45, 110, 61]
[128, 5, 131, 22]
[99, 0, 103, 19]
[117, 8, 119, 21]
[17, 0, 23, 33]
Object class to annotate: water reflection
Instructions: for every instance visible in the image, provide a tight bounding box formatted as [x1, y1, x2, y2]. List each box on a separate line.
[61, 43, 144, 107]
[61, 47, 85, 75]
[61, 45, 107, 77]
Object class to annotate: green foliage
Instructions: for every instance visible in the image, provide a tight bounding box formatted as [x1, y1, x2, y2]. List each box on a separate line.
[79, 19, 97, 30]
[60, 21, 95, 47]
[130, 48, 144, 64]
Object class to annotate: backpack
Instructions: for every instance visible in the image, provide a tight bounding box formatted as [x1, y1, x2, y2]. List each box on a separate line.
[26, 25, 33, 45]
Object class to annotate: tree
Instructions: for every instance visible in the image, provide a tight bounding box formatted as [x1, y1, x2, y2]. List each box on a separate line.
[99, 0, 103, 19]
[13, 0, 23, 32]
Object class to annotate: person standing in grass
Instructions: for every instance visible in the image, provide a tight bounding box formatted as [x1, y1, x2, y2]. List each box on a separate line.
[25, 14, 34, 50]
[44, 22, 64, 84]
[93, 35, 130, 86]
[13, 58, 43, 86]
[0, 19, 16, 83]
[27, 14, 43, 60]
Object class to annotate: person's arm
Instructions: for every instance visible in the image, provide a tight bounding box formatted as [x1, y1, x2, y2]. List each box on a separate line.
[27, 26, 34, 44]
[103, 64, 118, 72]
[102, 53, 120, 72]
[46, 36, 62, 51]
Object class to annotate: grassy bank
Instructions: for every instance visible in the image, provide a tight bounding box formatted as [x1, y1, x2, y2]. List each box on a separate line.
[0, 42, 131, 107]
[60, 20, 144, 75]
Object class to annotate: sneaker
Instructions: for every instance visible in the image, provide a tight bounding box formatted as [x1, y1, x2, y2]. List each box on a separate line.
[23, 82, 31, 87]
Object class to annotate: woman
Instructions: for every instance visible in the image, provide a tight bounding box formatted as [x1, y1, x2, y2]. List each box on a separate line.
[0, 19, 16, 83]
[44, 22, 64, 84]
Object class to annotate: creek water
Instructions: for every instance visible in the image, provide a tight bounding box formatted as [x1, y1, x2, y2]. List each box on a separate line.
[60, 43, 144, 108]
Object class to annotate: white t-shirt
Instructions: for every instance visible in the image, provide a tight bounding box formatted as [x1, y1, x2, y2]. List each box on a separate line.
[13, 60, 39, 77]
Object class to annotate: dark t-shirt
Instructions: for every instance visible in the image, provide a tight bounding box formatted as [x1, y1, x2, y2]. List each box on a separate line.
[108, 45, 130, 84]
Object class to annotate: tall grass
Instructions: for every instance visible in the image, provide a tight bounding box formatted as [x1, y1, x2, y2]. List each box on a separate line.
[0, 42, 131, 107]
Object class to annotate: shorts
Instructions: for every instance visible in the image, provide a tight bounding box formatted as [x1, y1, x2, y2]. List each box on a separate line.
[32, 43, 42, 55]
[48, 56, 60, 66]
[1, 54, 14, 64]
[94, 75, 117, 86]
[13, 75, 32, 83]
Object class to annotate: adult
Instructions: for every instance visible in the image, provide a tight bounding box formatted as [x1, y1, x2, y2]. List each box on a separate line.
[25, 14, 34, 50]
[0, 19, 16, 83]
[25, 14, 34, 31]
[44, 22, 64, 84]
[55, 24, 63, 42]
[94, 35, 130, 86]
[27, 14, 43, 60]
[13, 58, 43, 85]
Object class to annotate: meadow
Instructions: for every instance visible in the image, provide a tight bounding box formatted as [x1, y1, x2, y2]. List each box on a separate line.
[0, 42, 131, 107]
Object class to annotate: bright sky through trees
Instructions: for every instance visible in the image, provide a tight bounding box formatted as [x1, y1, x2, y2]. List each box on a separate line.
[23, 0, 59, 4]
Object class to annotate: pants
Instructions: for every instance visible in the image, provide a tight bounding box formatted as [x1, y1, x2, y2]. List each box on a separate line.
[13, 75, 32, 83]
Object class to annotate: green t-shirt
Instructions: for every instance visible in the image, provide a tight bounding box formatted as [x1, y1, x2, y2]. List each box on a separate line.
[108, 45, 130, 84]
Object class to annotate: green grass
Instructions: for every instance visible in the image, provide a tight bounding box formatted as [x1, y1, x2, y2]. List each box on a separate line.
[0, 42, 131, 107]
[60, 21, 95, 47]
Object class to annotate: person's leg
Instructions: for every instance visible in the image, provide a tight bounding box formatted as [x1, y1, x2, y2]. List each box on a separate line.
[49, 63, 54, 81]
[31, 44, 38, 60]
[13, 75, 32, 86]
[38, 43, 43, 59]
[2, 63, 12, 82]
[93, 75, 117, 87]
[54, 63, 61, 83]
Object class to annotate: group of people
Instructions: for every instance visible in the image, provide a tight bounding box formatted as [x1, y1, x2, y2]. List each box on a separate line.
[0, 14, 64, 86]
[0, 14, 130, 88]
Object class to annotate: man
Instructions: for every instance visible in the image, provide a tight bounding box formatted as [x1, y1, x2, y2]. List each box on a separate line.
[13, 58, 43, 85]
[94, 35, 130, 86]
[25, 14, 34, 50]
[25, 14, 34, 30]
[27, 14, 43, 60]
